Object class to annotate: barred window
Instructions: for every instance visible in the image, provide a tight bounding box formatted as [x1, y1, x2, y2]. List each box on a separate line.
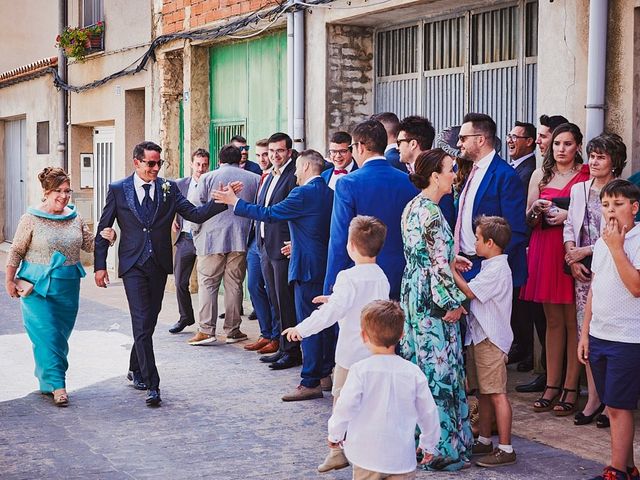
[471, 6, 518, 64]
[376, 25, 418, 76]
[424, 16, 465, 71]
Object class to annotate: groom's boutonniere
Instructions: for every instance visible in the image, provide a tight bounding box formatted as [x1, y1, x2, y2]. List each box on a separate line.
[161, 180, 171, 201]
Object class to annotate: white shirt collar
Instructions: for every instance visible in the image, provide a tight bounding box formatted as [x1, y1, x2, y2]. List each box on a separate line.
[509, 151, 535, 169]
[384, 143, 398, 154]
[363, 155, 386, 165]
[475, 150, 496, 170]
[134, 173, 155, 189]
[273, 158, 293, 175]
[333, 161, 354, 174]
[304, 175, 321, 185]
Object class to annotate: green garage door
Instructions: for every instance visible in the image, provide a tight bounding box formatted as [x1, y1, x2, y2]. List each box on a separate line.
[210, 30, 287, 167]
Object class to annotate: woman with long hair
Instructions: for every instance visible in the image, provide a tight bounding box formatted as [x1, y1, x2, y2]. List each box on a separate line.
[520, 123, 590, 416]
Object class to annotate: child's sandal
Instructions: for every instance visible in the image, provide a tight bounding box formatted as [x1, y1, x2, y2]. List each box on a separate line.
[553, 388, 578, 416]
[532, 385, 562, 412]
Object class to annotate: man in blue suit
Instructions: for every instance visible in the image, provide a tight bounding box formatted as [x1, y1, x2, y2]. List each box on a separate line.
[94, 141, 230, 406]
[231, 135, 262, 175]
[321, 131, 358, 190]
[324, 120, 417, 300]
[454, 113, 527, 287]
[371, 112, 408, 173]
[214, 150, 335, 401]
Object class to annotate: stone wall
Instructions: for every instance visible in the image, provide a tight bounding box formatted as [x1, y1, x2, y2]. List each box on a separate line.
[326, 24, 374, 138]
[158, 50, 184, 180]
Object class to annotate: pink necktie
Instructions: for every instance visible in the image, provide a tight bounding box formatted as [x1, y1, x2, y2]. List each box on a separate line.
[334, 169, 348, 175]
[454, 164, 479, 254]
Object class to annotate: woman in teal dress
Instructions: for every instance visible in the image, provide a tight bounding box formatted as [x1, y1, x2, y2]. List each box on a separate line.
[5, 167, 114, 406]
[400, 149, 473, 471]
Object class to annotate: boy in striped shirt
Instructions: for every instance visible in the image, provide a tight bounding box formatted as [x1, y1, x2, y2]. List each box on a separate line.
[453, 215, 515, 468]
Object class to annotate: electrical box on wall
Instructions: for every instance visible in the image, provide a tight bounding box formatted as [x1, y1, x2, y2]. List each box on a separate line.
[80, 153, 94, 189]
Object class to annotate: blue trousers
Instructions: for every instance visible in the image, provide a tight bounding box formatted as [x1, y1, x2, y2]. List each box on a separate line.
[294, 280, 337, 388]
[247, 237, 278, 339]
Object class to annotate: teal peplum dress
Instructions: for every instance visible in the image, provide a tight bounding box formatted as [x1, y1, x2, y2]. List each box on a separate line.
[7, 205, 94, 393]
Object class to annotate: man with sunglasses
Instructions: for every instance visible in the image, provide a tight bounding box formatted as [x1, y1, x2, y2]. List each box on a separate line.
[94, 141, 234, 407]
[321, 131, 358, 190]
[231, 135, 262, 175]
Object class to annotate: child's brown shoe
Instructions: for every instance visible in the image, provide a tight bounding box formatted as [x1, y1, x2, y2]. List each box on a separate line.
[317, 448, 349, 473]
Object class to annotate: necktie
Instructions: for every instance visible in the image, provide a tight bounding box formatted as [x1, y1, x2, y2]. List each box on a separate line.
[334, 169, 348, 175]
[142, 183, 153, 219]
[453, 164, 479, 254]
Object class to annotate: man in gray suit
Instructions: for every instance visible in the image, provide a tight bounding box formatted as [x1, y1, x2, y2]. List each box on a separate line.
[188, 145, 260, 345]
[169, 148, 211, 334]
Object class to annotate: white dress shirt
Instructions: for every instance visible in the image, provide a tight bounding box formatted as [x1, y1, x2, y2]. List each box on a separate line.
[328, 161, 355, 191]
[459, 150, 495, 255]
[328, 355, 440, 474]
[464, 254, 514, 354]
[295, 263, 390, 368]
[384, 143, 398, 155]
[509, 151, 535, 170]
[182, 177, 200, 234]
[590, 224, 640, 343]
[133, 173, 155, 204]
[260, 158, 292, 238]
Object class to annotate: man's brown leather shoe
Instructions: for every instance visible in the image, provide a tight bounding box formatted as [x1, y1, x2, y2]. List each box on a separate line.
[257, 339, 279, 354]
[244, 337, 270, 351]
[282, 385, 323, 402]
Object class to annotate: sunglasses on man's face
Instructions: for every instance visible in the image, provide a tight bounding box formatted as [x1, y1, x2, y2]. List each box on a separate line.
[140, 159, 164, 168]
[238, 146, 250, 152]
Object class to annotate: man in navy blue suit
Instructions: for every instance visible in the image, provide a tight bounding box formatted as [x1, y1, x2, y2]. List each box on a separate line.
[324, 120, 417, 300]
[94, 141, 230, 406]
[321, 131, 358, 190]
[214, 150, 335, 401]
[231, 135, 262, 175]
[454, 113, 527, 287]
[371, 112, 408, 173]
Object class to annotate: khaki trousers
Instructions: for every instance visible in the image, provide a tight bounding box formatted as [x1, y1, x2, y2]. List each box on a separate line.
[196, 251, 246, 336]
[352, 466, 416, 480]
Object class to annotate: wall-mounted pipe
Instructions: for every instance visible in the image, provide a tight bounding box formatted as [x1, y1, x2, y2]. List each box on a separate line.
[287, 10, 295, 140]
[58, 0, 68, 170]
[293, 7, 305, 151]
[584, 0, 608, 143]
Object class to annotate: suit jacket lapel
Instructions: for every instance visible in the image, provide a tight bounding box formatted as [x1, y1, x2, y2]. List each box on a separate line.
[152, 178, 165, 223]
[472, 155, 498, 218]
[124, 174, 146, 225]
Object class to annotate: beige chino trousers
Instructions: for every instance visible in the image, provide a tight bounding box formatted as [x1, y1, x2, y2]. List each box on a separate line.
[196, 251, 246, 336]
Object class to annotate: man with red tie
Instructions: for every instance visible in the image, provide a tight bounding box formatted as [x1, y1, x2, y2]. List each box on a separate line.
[321, 131, 358, 190]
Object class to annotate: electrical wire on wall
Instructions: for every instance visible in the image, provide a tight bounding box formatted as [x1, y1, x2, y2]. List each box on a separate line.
[49, 0, 335, 93]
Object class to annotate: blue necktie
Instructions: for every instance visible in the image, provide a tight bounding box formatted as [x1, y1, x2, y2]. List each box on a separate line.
[142, 184, 153, 220]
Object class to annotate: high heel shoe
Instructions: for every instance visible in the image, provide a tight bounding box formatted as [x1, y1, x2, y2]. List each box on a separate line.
[574, 403, 605, 425]
[533, 385, 562, 412]
[553, 388, 578, 416]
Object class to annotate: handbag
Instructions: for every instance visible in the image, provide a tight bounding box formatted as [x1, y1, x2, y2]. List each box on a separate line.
[563, 183, 593, 275]
[541, 196, 571, 229]
[15, 278, 34, 297]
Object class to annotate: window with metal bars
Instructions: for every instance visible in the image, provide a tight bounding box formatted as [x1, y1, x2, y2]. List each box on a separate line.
[376, 26, 418, 76]
[471, 6, 518, 65]
[424, 16, 466, 71]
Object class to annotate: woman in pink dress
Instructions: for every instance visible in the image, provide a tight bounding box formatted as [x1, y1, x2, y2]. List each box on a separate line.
[520, 123, 590, 416]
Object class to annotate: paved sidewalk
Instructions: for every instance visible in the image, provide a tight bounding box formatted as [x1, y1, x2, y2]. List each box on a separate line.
[0, 267, 613, 479]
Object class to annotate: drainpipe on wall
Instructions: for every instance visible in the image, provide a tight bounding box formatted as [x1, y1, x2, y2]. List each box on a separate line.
[58, 0, 68, 170]
[287, 10, 295, 140]
[584, 0, 608, 143]
[293, 7, 305, 151]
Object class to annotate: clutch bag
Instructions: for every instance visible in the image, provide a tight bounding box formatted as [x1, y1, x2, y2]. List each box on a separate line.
[15, 279, 34, 297]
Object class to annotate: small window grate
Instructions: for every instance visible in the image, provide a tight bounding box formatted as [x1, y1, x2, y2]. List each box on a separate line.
[471, 6, 518, 65]
[424, 16, 465, 71]
[210, 121, 245, 169]
[376, 25, 418, 77]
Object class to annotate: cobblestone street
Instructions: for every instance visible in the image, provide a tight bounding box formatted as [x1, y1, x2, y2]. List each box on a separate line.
[0, 268, 611, 479]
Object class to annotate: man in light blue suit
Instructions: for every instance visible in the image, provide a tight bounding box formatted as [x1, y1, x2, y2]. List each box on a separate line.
[324, 120, 417, 300]
[214, 150, 335, 401]
[454, 113, 527, 286]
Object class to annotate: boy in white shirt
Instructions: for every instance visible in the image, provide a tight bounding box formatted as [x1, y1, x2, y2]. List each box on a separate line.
[283, 215, 390, 473]
[327, 300, 440, 480]
[578, 180, 640, 480]
[452, 215, 516, 468]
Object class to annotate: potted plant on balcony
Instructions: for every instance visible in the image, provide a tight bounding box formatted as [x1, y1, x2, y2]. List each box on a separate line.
[55, 21, 104, 62]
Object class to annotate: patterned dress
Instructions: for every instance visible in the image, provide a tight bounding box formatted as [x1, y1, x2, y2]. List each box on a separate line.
[7, 205, 94, 393]
[399, 195, 473, 471]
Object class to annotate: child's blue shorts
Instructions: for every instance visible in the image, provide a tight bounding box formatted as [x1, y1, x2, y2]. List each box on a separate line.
[589, 335, 640, 410]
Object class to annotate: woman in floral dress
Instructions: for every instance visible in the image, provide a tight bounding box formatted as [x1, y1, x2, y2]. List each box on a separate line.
[400, 149, 473, 471]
